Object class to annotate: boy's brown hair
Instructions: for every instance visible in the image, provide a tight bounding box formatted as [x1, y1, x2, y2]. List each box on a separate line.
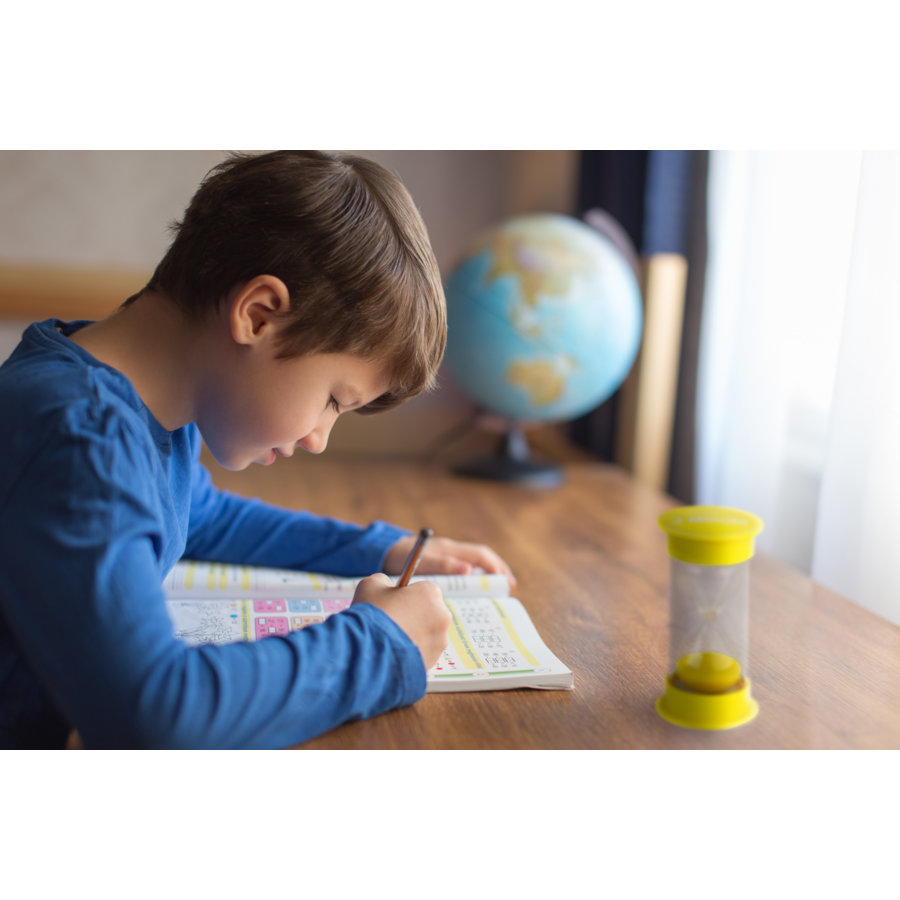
[136, 150, 446, 414]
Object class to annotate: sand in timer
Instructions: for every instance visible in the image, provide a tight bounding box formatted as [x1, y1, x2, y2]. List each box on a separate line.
[656, 505, 764, 730]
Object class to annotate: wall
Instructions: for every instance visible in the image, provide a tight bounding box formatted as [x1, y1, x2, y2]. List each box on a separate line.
[0, 150, 226, 386]
[0, 151, 226, 268]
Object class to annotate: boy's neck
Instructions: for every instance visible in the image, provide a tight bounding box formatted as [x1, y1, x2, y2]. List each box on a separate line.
[68, 291, 207, 432]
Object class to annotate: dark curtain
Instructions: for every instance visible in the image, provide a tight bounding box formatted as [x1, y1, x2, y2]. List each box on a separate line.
[577, 151, 649, 252]
[568, 150, 709, 503]
[568, 152, 647, 464]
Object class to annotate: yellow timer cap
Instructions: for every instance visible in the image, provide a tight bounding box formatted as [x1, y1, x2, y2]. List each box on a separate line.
[656, 674, 759, 730]
[658, 505, 764, 566]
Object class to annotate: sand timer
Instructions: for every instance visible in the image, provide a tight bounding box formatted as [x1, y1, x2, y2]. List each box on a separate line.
[656, 505, 764, 730]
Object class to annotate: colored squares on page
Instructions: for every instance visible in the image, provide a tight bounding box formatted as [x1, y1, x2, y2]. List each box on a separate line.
[292, 616, 325, 630]
[288, 599, 323, 613]
[254, 617, 290, 639]
[254, 599, 286, 613]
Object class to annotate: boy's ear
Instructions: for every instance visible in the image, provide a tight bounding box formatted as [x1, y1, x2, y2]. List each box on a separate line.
[228, 275, 291, 346]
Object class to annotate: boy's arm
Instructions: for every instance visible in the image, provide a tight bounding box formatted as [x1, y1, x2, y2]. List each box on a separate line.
[185, 452, 409, 575]
[186, 445, 517, 586]
[0, 425, 426, 749]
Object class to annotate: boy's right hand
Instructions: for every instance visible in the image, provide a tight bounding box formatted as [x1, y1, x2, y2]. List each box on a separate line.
[351, 573, 451, 671]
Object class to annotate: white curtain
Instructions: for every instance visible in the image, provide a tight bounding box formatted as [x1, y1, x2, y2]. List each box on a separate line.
[698, 150, 900, 626]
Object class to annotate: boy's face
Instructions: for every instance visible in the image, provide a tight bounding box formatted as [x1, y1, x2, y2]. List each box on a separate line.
[198, 350, 392, 471]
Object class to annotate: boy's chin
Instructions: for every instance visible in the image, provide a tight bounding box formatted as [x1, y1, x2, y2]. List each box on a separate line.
[204, 442, 262, 472]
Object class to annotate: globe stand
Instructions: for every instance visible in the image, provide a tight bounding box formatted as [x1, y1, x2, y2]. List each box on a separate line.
[452, 426, 564, 489]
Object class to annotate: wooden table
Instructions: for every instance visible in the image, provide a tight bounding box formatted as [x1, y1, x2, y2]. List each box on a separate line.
[205, 451, 900, 750]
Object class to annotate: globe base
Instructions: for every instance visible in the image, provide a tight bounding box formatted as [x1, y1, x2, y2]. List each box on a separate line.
[452, 427, 564, 489]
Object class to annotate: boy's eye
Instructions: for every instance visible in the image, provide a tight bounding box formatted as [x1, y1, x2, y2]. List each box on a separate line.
[329, 397, 340, 414]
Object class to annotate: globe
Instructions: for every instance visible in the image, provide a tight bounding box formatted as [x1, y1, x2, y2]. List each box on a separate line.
[444, 213, 643, 425]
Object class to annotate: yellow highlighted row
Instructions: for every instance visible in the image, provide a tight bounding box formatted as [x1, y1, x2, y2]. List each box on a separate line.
[489, 599, 540, 666]
[444, 601, 486, 670]
[204, 564, 230, 591]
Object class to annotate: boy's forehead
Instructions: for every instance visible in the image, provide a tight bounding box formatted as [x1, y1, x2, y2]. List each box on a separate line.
[333, 353, 393, 395]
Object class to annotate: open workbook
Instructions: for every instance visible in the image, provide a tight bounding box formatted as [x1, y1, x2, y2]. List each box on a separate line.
[163, 560, 573, 691]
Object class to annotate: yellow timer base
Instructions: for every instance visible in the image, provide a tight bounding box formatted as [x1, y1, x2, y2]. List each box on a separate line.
[656, 674, 759, 730]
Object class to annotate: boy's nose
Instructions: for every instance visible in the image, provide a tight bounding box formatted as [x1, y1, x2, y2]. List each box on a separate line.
[299, 422, 332, 455]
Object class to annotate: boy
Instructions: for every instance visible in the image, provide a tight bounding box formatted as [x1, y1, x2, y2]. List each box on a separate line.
[0, 150, 514, 749]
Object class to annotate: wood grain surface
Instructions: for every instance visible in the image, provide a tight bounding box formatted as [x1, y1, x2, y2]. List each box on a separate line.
[203, 450, 900, 750]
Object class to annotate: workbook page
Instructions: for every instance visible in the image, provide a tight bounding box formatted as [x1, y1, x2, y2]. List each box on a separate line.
[427, 596, 571, 688]
[166, 593, 572, 690]
[163, 560, 509, 600]
[163, 561, 357, 599]
[166, 597, 339, 645]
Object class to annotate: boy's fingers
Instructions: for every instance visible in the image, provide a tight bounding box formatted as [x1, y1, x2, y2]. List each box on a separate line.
[350, 571, 395, 605]
[419, 552, 472, 575]
[420, 547, 517, 588]
[391, 536, 517, 587]
[443, 543, 516, 584]
[366, 572, 394, 587]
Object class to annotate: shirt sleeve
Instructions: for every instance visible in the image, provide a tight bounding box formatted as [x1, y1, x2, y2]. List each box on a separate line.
[185, 455, 409, 576]
[0, 411, 426, 749]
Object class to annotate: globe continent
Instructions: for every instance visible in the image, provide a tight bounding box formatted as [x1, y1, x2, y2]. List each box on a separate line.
[444, 214, 643, 422]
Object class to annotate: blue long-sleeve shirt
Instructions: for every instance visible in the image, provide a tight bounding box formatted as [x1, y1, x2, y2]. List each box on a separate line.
[0, 320, 424, 748]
